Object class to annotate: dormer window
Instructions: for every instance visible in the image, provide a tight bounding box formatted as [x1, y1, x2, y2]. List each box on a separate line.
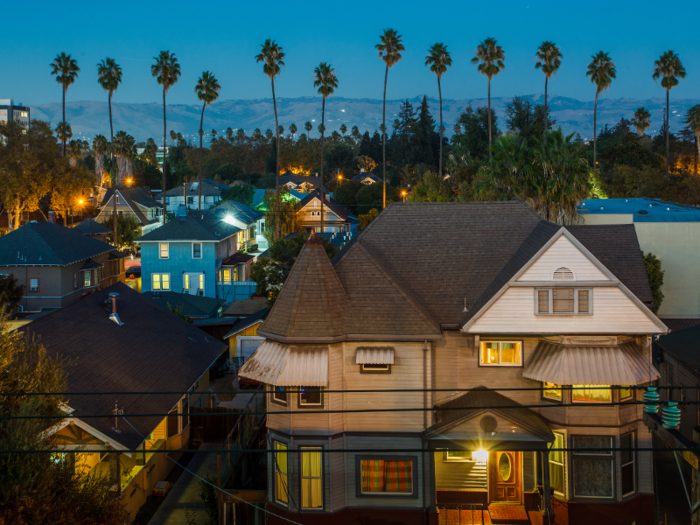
[552, 267, 574, 280]
[536, 288, 591, 315]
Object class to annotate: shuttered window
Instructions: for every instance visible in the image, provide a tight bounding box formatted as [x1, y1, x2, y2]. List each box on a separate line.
[578, 290, 589, 313]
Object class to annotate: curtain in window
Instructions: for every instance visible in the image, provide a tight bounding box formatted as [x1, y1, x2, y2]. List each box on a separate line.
[573, 437, 613, 498]
[361, 460, 412, 493]
[275, 443, 288, 504]
[301, 449, 322, 508]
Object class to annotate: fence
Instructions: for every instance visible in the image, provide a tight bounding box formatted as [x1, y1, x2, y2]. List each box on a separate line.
[221, 384, 266, 483]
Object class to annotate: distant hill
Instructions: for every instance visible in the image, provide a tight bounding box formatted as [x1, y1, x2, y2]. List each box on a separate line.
[30, 95, 699, 145]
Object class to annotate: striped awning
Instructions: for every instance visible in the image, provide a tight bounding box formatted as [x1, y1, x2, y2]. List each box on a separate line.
[355, 347, 395, 365]
[524, 341, 659, 386]
[238, 341, 328, 386]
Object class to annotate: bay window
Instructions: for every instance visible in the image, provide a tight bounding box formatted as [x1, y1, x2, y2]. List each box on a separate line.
[543, 382, 563, 401]
[272, 386, 287, 405]
[301, 447, 323, 509]
[274, 442, 289, 505]
[299, 387, 323, 407]
[572, 436, 614, 498]
[358, 457, 414, 496]
[550, 432, 566, 496]
[620, 432, 635, 496]
[572, 385, 611, 403]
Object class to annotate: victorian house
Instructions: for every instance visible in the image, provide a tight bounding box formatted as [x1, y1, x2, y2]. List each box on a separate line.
[238, 201, 666, 525]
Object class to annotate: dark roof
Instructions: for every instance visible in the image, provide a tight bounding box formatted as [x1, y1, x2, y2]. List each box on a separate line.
[279, 174, 321, 188]
[0, 221, 115, 267]
[656, 324, 700, 376]
[212, 200, 264, 225]
[164, 179, 226, 196]
[222, 253, 255, 266]
[224, 307, 269, 339]
[72, 218, 110, 236]
[141, 291, 227, 318]
[223, 299, 268, 317]
[136, 210, 240, 243]
[79, 259, 103, 271]
[352, 172, 381, 182]
[109, 250, 128, 260]
[21, 283, 226, 449]
[298, 189, 353, 221]
[425, 387, 554, 442]
[101, 188, 160, 225]
[661, 319, 700, 332]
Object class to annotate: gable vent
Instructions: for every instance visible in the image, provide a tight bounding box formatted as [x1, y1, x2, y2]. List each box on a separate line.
[553, 267, 575, 280]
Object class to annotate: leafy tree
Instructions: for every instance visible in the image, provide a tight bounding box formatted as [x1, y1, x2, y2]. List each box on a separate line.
[358, 208, 379, 230]
[408, 172, 452, 202]
[340, 124, 347, 136]
[102, 214, 141, 250]
[50, 52, 80, 157]
[471, 37, 505, 156]
[376, 28, 405, 209]
[334, 179, 364, 208]
[92, 134, 109, 188]
[597, 133, 665, 175]
[631, 107, 651, 138]
[221, 183, 255, 207]
[534, 41, 562, 143]
[653, 50, 686, 173]
[313, 62, 339, 232]
[425, 43, 452, 175]
[413, 96, 438, 168]
[356, 180, 397, 215]
[0, 275, 25, 312]
[686, 105, 700, 175]
[452, 105, 498, 160]
[643, 252, 664, 313]
[586, 51, 616, 168]
[262, 187, 299, 244]
[504, 96, 553, 144]
[195, 71, 222, 209]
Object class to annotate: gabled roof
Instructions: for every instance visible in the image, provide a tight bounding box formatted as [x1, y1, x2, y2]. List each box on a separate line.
[72, 218, 110, 236]
[298, 189, 353, 221]
[100, 187, 160, 226]
[212, 200, 264, 225]
[223, 307, 270, 339]
[221, 253, 255, 266]
[21, 283, 226, 450]
[164, 179, 226, 197]
[352, 172, 381, 183]
[136, 210, 240, 243]
[279, 174, 321, 188]
[0, 221, 115, 267]
[141, 291, 227, 318]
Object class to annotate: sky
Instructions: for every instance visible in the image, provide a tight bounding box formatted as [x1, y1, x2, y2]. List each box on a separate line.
[1, 0, 698, 107]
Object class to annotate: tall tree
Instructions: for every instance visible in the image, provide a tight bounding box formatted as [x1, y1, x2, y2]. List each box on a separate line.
[376, 28, 405, 209]
[653, 50, 686, 174]
[313, 62, 339, 233]
[631, 107, 651, 138]
[97, 57, 122, 246]
[471, 38, 505, 157]
[425, 43, 452, 176]
[50, 53, 80, 157]
[92, 134, 109, 189]
[534, 41, 562, 144]
[194, 71, 221, 209]
[290, 123, 298, 140]
[686, 105, 700, 176]
[67, 140, 84, 168]
[586, 51, 616, 168]
[151, 51, 182, 220]
[256, 39, 286, 239]
[305, 121, 312, 137]
[54, 122, 72, 143]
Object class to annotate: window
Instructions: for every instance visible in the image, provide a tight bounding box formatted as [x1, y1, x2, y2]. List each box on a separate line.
[167, 407, 179, 438]
[620, 432, 635, 496]
[222, 269, 232, 284]
[479, 341, 522, 366]
[301, 447, 323, 509]
[187, 196, 194, 204]
[359, 458, 414, 495]
[299, 387, 323, 407]
[572, 385, 611, 403]
[159, 243, 169, 259]
[361, 363, 391, 373]
[74, 273, 78, 289]
[550, 432, 566, 495]
[192, 243, 202, 258]
[183, 274, 189, 292]
[198, 274, 204, 295]
[444, 450, 471, 462]
[84, 271, 91, 287]
[152, 274, 170, 291]
[182, 396, 189, 430]
[274, 442, 289, 505]
[29, 278, 39, 292]
[272, 386, 287, 405]
[619, 386, 633, 401]
[572, 436, 613, 498]
[543, 382, 563, 402]
[536, 289, 592, 315]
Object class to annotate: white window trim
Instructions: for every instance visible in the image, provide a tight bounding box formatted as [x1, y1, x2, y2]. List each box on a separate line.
[192, 243, 202, 259]
[159, 243, 169, 259]
[479, 341, 523, 367]
[272, 386, 288, 406]
[535, 288, 593, 316]
[152, 273, 171, 291]
[572, 435, 615, 499]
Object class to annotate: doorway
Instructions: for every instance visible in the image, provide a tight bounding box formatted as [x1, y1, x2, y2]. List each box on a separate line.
[184, 273, 204, 295]
[489, 451, 521, 503]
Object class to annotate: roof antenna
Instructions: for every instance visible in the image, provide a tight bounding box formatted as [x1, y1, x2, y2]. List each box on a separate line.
[463, 298, 468, 313]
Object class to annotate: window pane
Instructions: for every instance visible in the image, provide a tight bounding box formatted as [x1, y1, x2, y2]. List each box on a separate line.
[500, 343, 519, 364]
[223, 269, 231, 283]
[199, 274, 204, 291]
[553, 288, 574, 312]
[160, 243, 168, 258]
[481, 343, 499, 364]
[167, 408, 178, 438]
[446, 450, 471, 460]
[622, 464, 635, 495]
[184, 274, 189, 289]
[301, 448, 322, 509]
[573, 458, 613, 497]
[300, 387, 322, 405]
[162, 274, 170, 290]
[275, 442, 288, 504]
[538, 290, 549, 313]
[620, 386, 632, 400]
[620, 433, 634, 465]
[273, 386, 287, 404]
[152, 274, 161, 290]
[572, 385, 611, 403]
[361, 460, 412, 494]
[578, 290, 589, 313]
[543, 382, 562, 401]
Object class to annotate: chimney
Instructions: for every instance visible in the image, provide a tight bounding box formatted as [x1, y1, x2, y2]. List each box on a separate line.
[109, 292, 123, 326]
[48, 210, 56, 223]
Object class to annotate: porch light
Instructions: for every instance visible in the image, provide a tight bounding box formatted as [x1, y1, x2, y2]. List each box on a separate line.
[472, 448, 488, 464]
[223, 215, 235, 225]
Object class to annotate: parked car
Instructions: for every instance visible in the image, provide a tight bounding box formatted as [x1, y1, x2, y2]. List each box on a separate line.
[125, 265, 141, 280]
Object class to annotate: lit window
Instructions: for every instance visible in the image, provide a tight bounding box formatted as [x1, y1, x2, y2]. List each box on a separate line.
[480, 342, 522, 366]
[550, 432, 566, 495]
[572, 385, 611, 403]
[301, 447, 323, 509]
[84, 271, 91, 287]
[192, 243, 202, 258]
[162, 274, 170, 290]
[152, 274, 161, 290]
[543, 382, 562, 401]
[159, 243, 169, 259]
[152, 274, 170, 291]
[29, 279, 39, 292]
[299, 387, 323, 407]
[222, 269, 232, 284]
[360, 459, 413, 495]
[536, 289, 592, 315]
[444, 450, 471, 461]
[183, 274, 189, 291]
[620, 386, 633, 401]
[621, 432, 635, 496]
[198, 274, 204, 294]
[275, 442, 289, 505]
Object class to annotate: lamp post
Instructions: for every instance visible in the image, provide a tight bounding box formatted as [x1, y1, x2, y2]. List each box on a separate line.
[401, 190, 407, 203]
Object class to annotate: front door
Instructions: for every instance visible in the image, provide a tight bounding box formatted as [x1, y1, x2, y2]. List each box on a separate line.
[489, 451, 521, 503]
[184, 273, 204, 295]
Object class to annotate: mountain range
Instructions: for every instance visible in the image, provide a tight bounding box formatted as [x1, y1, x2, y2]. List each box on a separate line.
[29, 95, 700, 145]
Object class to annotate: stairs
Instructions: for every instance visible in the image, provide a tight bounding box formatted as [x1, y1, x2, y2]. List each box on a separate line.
[437, 505, 532, 525]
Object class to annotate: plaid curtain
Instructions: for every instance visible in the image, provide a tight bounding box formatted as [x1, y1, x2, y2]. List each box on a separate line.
[385, 460, 412, 493]
[361, 460, 412, 493]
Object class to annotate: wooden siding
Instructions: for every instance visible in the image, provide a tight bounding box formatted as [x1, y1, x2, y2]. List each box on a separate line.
[468, 287, 660, 334]
[330, 436, 346, 511]
[228, 322, 263, 359]
[517, 235, 610, 282]
[434, 452, 487, 490]
[330, 344, 344, 433]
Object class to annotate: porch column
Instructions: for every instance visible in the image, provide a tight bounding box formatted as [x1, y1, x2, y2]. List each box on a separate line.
[541, 450, 554, 522]
[109, 451, 121, 494]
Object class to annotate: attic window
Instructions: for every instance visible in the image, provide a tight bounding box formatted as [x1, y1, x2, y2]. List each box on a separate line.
[552, 267, 574, 281]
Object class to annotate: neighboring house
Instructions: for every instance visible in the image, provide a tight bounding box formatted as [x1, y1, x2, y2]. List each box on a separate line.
[253, 188, 305, 213]
[279, 173, 321, 193]
[0, 221, 125, 312]
[352, 170, 381, 185]
[297, 189, 357, 233]
[24, 283, 226, 519]
[224, 299, 268, 318]
[224, 307, 269, 362]
[258, 231, 355, 259]
[72, 218, 111, 243]
[212, 200, 264, 252]
[136, 208, 255, 302]
[96, 187, 163, 235]
[579, 198, 700, 319]
[141, 291, 227, 320]
[239, 201, 667, 525]
[164, 179, 228, 212]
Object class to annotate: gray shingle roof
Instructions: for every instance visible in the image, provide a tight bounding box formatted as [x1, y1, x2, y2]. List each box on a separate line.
[298, 189, 353, 221]
[212, 200, 264, 224]
[20, 283, 226, 450]
[72, 218, 110, 236]
[101, 188, 160, 226]
[164, 179, 226, 197]
[136, 210, 240, 243]
[141, 291, 227, 318]
[279, 174, 321, 188]
[0, 221, 115, 267]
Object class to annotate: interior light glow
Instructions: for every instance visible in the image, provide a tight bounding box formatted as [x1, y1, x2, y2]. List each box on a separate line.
[472, 448, 488, 464]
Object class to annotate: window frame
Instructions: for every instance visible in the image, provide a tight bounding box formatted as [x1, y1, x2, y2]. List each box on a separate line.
[360, 363, 391, 374]
[297, 387, 324, 409]
[571, 435, 615, 500]
[355, 455, 418, 499]
[620, 432, 636, 497]
[83, 270, 92, 288]
[619, 386, 634, 402]
[29, 278, 39, 293]
[74, 273, 78, 289]
[271, 386, 287, 406]
[159, 243, 169, 259]
[299, 446, 324, 510]
[273, 441, 289, 506]
[549, 431, 567, 497]
[478, 341, 524, 368]
[192, 243, 202, 259]
[542, 382, 563, 403]
[535, 288, 593, 316]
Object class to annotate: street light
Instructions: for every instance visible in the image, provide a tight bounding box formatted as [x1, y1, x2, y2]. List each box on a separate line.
[126, 178, 133, 187]
[401, 190, 407, 203]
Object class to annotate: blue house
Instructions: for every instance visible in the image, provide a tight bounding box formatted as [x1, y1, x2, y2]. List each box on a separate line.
[136, 207, 256, 302]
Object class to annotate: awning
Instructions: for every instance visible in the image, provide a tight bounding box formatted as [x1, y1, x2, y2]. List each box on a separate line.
[524, 341, 660, 386]
[355, 347, 394, 365]
[238, 341, 328, 386]
[79, 259, 103, 271]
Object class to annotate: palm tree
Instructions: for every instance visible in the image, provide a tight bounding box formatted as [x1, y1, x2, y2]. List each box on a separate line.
[535, 41, 562, 144]
[290, 123, 298, 140]
[586, 51, 616, 168]
[194, 71, 222, 210]
[92, 134, 109, 188]
[50, 53, 80, 157]
[152, 51, 182, 220]
[376, 29, 405, 209]
[686, 105, 700, 176]
[305, 121, 313, 137]
[67, 140, 84, 167]
[255, 39, 286, 239]
[425, 43, 452, 176]
[313, 62, 339, 233]
[631, 107, 651, 138]
[471, 38, 505, 157]
[55, 122, 72, 143]
[112, 131, 130, 185]
[340, 124, 347, 136]
[653, 50, 686, 174]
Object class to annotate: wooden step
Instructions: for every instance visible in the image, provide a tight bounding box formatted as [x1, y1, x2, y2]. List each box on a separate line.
[488, 505, 530, 524]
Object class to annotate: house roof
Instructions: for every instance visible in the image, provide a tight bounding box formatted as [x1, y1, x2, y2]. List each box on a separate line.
[221, 253, 255, 266]
[279, 174, 321, 188]
[212, 200, 264, 225]
[100, 188, 160, 226]
[352, 172, 381, 183]
[0, 221, 115, 267]
[164, 179, 227, 197]
[20, 283, 226, 450]
[136, 210, 240, 242]
[223, 299, 267, 317]
[579, 198, 700, 222]
[72, 218, 110, 236]
[661, 319, 700, 332]
[298, 189, 353, 222]
[79, 259, 104, 271]
[223, 307, 269, 339]
[252, 188, 304, 209]
[141, 291, 227, 318]
[656, 324, 700, 376]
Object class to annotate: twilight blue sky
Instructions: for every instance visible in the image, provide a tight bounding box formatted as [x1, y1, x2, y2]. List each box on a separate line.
[2, 0, 698, 106]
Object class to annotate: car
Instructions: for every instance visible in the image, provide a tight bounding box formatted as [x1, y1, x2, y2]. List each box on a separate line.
[125, 265, 141, 279]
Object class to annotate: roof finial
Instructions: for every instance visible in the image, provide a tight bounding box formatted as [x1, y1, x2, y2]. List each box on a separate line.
[306, 229, 322, 245]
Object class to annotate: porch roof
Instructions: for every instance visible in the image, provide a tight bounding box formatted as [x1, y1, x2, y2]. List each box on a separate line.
[238, 341, 328, 386]
[524, 341, 659, 386]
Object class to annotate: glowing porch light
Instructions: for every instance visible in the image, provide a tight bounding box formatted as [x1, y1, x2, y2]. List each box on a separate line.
[472, 448, 488, 464]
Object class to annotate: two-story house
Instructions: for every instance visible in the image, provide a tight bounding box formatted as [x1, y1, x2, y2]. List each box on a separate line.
[0, 220, 126, 312]
[96, 187, 163, 236]
[164, 179, 228, 212]
[239, 201, 667, 525]
[297, 189, 357, 233]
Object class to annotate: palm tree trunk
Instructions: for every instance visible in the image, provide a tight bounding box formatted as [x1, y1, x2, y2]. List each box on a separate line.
[271, 78, 280, 239]
[162, 89, 168, 221]
[62, 85, 66, 157]
[543, 77, 548, 145]
[593, 91, 599, 168]
[487, 78, 492, 158]
[438, 76, 443, 177]
[320, 96, 325, 234]
[665, 88, 670, 175]
[109, 92, 117, 248]
[382, 64, 389, 209]
[198, 103, 206, 210]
